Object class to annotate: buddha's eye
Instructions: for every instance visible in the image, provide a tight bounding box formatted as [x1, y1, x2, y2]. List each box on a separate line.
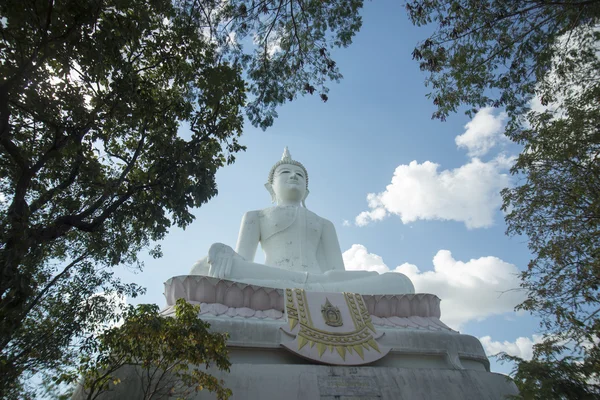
[280, 170, 290, 174]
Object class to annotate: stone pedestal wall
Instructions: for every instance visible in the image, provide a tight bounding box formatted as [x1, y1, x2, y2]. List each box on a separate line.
[195, 364, 518, 400]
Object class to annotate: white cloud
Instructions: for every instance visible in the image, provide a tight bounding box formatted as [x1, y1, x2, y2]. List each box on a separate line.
[342, 219, 351, 227]
[342, 245, 525, 330]
[455, 107, 508, 157]
[355, 156, 511, 229]
[480, 334, 544, 360]
[342, 244, 390, 274]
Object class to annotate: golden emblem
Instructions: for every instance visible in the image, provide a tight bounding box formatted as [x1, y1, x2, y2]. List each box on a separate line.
[282, 289, 387, 363]
[321, 298, 343, 327]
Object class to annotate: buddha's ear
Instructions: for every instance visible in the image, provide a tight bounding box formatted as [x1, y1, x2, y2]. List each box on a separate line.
[302, 188, 310, 208]
[264, 183, 276, 203]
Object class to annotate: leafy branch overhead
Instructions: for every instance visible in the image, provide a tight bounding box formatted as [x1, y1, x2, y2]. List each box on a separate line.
[407, 0, 600, 121]
[407, 0, 600, 396]
[226, 0, 363, 126]
[0, 0, 364, 396]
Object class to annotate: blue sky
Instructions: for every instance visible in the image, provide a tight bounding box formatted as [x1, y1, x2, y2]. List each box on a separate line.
[117, 0, 543, 375]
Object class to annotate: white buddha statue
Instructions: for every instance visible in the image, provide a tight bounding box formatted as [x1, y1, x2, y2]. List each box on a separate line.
[191, 148, 414, 295]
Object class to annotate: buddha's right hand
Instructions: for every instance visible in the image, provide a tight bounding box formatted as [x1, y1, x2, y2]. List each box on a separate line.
[207, 243, 235, 279]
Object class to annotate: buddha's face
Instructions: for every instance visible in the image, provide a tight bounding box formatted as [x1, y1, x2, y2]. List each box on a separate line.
[272, 164, 307, 204]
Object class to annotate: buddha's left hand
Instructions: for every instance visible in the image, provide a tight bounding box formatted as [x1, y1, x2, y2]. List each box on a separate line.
[207, 243, 235, 279]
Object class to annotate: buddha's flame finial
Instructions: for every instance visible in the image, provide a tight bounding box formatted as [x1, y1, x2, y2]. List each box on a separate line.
[282, 146, 292, 162]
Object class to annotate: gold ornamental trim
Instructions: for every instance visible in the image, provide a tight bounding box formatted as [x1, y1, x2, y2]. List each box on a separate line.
[284, 288, 381, 361]
[321, 298, 343, 327]
[286, 288, 298, 330]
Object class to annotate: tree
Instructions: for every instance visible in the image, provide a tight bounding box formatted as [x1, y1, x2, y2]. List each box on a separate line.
[499, 338, 600, 399]
[406, 0, 600, 397]
[0, 0, 365, 395]
[65, 299, 231, 400]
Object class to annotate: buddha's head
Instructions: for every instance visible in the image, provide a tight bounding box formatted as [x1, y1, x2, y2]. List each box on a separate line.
[266, 147, 309, 206]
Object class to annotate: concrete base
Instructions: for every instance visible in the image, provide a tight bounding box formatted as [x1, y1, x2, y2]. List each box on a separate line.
[201, 316, 490, 372]
[77, 362, 517, 400]
[72, 322, 518, 400]
[195, 364, 518, 400]
[72, 280, 518, 399]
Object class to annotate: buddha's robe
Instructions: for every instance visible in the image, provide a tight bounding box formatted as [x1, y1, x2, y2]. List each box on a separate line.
[191, 205, 415, 295]
[238, 206, 345, 275]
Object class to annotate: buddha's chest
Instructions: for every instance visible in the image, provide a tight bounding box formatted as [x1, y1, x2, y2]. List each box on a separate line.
[259, 207, 323, 271]
[261, 213, 323, 249]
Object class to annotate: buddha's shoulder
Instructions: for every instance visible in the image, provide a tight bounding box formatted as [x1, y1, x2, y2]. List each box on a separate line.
[251, 207, 326, 221]
[250, 206, 322, 217]
[241, 209, 262, 221]
[252, 207, 282, 219]
[241, 208, 283, 221]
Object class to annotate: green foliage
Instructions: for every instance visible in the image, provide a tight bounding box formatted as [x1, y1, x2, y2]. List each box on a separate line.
[406, 0, 600, 398]
[498, 339, 600, 399]
[0, 0, 364, 395]
[501, 87, 600, 399]
[406, 0, 600, 121]
[63, 299, 231, 400]
[229, 0, 365, 128]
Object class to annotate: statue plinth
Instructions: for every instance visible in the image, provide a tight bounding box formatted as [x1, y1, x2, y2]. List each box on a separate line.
[163, 275, 450, 331]
[158, 275, 518, 399]
[163, 276, 456, 366]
